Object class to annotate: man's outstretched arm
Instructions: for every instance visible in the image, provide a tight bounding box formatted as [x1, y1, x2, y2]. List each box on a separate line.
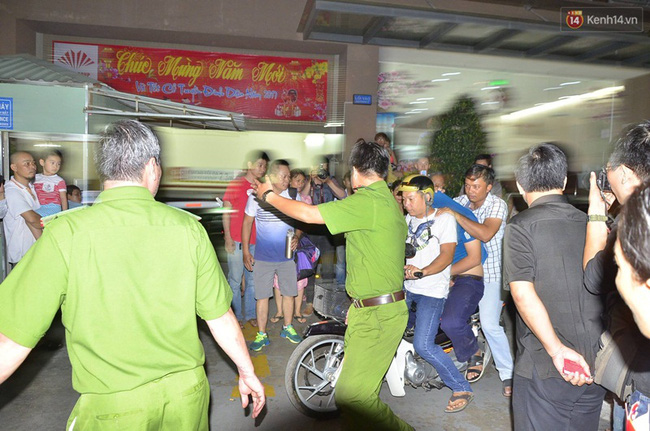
[0, 332, 32, 384]
[206, 309, 265, 418]
[256, 180, 324, 224]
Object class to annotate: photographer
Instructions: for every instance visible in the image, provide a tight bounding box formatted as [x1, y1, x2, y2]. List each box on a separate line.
[583, 120, 650, 431]
[308, 156, 345, 282]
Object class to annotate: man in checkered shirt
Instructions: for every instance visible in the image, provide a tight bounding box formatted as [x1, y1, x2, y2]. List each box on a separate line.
[442, 164, 514, 397]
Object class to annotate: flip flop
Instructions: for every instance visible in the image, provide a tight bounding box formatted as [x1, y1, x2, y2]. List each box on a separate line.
[466, 352, 485, 383]
[502, 378, 513, 397]
[294, 315, 307, 324]
[445, 392, 474, 413]
[269, 314, 283, 324]
[247, 319, 258, 328]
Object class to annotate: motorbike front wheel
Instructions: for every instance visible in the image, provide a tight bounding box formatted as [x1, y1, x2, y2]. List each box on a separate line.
[285, 334, 345, 418]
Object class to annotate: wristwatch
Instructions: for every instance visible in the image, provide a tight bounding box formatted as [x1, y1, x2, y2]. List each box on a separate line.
[261, 189, 275, 202]
[587, 214, 608, 222]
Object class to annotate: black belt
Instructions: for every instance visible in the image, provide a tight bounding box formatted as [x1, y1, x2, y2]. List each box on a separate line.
[453, 274, 483, 282]
[352, 290, 405, 308]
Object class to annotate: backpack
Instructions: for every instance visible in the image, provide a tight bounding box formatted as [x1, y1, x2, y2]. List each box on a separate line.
[295, 236, 320, 280]
[287, 187, 320, 280]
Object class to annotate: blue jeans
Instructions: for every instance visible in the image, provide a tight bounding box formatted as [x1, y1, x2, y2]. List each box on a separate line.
[479, 280, 513, 381]
[227, 242, 256, 321]
[409, 292, 471, 393]
[440, 276, 484, 363]
[335, 244, 346, 285]
[614, 390, 650, 431]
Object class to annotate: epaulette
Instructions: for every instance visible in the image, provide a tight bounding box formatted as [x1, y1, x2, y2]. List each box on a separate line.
[41, 205, 88, 227]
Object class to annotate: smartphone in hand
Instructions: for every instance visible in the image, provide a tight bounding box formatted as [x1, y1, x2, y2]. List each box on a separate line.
[563, 359, 591, 378]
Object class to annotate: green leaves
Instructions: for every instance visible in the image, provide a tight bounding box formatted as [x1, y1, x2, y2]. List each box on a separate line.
[430, 96, 487, 195]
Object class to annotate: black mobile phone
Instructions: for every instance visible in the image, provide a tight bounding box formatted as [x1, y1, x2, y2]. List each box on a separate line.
[596, 169, 611, 192]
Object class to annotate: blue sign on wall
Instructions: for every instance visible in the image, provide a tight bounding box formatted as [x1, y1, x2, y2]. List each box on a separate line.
[0, 97, 13, 130]
[353, 94, 372, 105]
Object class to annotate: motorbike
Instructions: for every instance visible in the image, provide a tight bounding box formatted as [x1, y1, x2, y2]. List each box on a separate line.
[285, 280, 492, 418]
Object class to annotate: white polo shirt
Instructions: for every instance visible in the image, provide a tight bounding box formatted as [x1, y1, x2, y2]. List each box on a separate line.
[4, 177, 40, 263]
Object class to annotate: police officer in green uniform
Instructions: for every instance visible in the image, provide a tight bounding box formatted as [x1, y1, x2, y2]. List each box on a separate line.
[255, 140, 413, 431]
[0, 120, 265, 430]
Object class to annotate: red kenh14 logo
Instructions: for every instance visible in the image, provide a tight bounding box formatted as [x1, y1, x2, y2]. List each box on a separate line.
[566, 10, 584, 29]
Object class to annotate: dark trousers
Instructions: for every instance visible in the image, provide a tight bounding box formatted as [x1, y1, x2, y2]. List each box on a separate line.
[439, 276, 484, 363]
[311, 233, 335, 280]
[513, 367, 606, 431]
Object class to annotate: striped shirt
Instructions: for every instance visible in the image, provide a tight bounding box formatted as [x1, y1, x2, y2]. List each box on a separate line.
[455, 193, 508, 283]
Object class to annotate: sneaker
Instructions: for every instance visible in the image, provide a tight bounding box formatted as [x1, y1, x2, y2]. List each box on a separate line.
[281, 325, 302, 344]
[249, 332, 270, 351]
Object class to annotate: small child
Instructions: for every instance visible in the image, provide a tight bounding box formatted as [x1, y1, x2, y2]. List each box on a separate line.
[67, 184, 83, 208]
[34, 150, 68, 217]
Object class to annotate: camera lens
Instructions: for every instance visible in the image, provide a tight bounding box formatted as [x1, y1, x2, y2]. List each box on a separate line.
[405, 243, 416, 259]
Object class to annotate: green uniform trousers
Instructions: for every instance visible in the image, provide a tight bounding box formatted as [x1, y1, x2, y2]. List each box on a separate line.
[66, 366, 209, 431]
[335, 300, 414, 431]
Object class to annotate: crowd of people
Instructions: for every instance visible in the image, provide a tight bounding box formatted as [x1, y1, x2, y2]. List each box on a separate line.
[0, 118, 649, 431]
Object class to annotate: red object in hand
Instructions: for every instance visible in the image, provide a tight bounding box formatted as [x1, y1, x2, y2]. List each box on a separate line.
[563, 359, 590, 377]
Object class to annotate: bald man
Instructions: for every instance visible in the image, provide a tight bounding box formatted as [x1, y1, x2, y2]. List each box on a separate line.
[4, 151, 42, 264]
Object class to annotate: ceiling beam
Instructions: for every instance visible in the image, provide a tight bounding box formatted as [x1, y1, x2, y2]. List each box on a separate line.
[363, 16, 391, 44]
[473, 28, 522, 52]
[526, 35, 575, 57]
[575, 41, 632, 61]
[300, 0, 319, 41]
[419, 22, 458, 48]
[622, 51, 650, 66]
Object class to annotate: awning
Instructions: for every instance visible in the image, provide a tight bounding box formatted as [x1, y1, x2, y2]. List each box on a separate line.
[299, 1, 650, 69]
[0, 54, 245, 131]
[86, 87, 245, 131]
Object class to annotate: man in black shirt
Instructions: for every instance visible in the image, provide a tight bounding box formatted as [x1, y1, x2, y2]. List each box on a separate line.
[504, 143, 605, 431]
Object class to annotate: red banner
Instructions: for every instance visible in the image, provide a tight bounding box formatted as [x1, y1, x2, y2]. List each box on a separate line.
[53, 41, 328, 121]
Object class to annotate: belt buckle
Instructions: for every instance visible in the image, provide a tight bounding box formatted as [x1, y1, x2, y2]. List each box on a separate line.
[353, 298, 363, 309]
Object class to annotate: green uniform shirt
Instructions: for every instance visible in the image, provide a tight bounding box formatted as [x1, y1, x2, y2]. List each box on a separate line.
[318, 180, 407, 299]
[0, 186, 232, 394]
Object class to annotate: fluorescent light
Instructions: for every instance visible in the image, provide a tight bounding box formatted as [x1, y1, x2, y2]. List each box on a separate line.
[442, 72, 461, 76]
[409, 101, 426, 104]
[543, 87, 562, 91]
[481, 86, 501, 91]
[304, 134, 326, 147]
[323, 122, 343, 128]
[34, 143, 62, 147]
[534, 103, 546, 106]
[481, 101, 500, 105]
[560, 81, 581, 86]
[502, 86, 624, 121]
[558, 95, 577, 100]
[431, 78, 450, 83]
[417, 97, 435, 101]
[405, 111, 418, 114]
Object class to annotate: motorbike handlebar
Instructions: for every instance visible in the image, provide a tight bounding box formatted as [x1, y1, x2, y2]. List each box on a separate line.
[414, 271, 423, 279]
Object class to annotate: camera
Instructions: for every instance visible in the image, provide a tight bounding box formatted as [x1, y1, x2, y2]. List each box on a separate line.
[405, 243, 416, 259]
[316, 165, 329, 180]
[596, 169, 611, 192]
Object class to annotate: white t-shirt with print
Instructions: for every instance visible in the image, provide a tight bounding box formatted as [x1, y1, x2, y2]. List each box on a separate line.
[404, 209, 457, 298]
